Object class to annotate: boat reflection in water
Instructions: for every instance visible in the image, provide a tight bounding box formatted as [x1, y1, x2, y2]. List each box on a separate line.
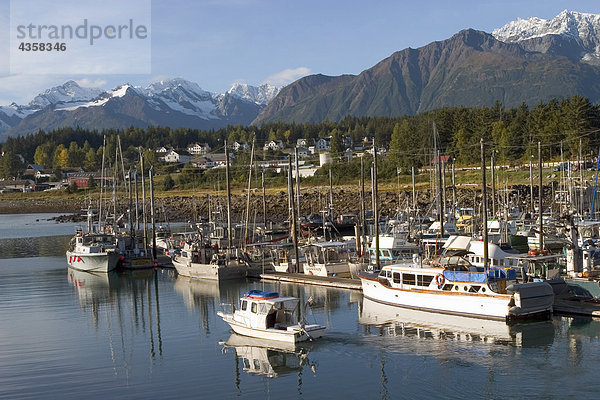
[359, 297, 555, 347]
[67, 268, 123, 311]
[174, 275, 222, 308]
[220, 333, 317, 378]
[66, 267, 169, 363]
[173, 275, 249, 334]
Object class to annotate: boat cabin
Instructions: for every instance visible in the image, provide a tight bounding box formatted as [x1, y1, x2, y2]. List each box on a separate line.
[70, 233, 117, 253]
[236, 291, 300, 330]
[376, 255, 517, 295]
[368, 235, 420, 265]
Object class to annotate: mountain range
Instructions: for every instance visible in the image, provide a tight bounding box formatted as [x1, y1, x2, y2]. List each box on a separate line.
[0, 79, 279, 140]
[253, 10, 600, 125]
[2, 10, 600, 140]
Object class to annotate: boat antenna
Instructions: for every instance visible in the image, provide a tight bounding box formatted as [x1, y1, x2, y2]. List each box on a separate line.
[301, 296, 315, 341]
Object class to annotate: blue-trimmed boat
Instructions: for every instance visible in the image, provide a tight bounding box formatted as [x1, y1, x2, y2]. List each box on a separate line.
[358, 255, 554, 321]
[218, 290, 326, 343]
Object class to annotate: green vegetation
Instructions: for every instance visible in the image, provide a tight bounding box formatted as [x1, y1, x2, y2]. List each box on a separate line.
[1, 96, 599, 192]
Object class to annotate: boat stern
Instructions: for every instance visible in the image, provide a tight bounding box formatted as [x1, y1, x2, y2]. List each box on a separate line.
[507, 282, 554, 320]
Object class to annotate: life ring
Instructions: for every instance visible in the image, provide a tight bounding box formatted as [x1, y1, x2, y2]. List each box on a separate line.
[435, 273, 445, 288]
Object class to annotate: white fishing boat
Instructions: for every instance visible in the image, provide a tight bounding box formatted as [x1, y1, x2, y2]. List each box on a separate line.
[172, 241, 247, 280]
[358, 255, 554, 321]
[217, 290, 326, 343]
[66, 230, 121, 273]
[368, 234, 420, 267]
[303, 241, 351, 277]
[66, 205, 121, 273]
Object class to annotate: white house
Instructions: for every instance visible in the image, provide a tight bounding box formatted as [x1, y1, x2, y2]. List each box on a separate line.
[187, 143, 211, 155]
[208, 153, 234, 167]
[232, 141, 251, 152]
[296, 146, 311, 158]
[155, 146, 170, 153]
[191, 157, 216, 169]
[263, 140, 284, 151]
[296, 138, 308, 147]
[164, 149, 193, 164]
[315, 137, 331, 152]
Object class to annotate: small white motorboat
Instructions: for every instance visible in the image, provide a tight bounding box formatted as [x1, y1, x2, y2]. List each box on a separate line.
[217, 290, 326, 343]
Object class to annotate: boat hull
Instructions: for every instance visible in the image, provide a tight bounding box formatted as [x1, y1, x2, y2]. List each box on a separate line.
[303, 261, 350, 277]
[173, 257, 247, 280]
[66, 251, 120, 273]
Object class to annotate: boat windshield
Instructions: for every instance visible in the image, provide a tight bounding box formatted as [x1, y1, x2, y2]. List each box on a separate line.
[437, 255, 472, 270]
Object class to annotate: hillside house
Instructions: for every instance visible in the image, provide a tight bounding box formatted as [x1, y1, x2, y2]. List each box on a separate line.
[191, 157, 216, 169]
[187, 143, 211, 155]
[296, 146, 311, 158]
[232, 141, 251, 152]
[164, 149, 193, 164]
[315, 137, 331, 152]
[296, 138, 308, 147]
[263, 140, 284, 151]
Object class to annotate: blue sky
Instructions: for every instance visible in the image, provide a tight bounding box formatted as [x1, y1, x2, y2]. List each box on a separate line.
[1, 0, 600, 104]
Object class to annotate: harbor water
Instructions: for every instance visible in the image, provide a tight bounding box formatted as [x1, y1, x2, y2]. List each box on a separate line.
[2, 214, 600, 399]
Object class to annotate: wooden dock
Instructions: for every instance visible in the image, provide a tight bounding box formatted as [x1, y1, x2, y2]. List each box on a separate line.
[259, 272, 363, 290]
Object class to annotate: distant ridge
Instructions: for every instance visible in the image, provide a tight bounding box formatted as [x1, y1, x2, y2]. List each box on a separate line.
[0, 79, 280, 140]
[254, 10, 600, 125]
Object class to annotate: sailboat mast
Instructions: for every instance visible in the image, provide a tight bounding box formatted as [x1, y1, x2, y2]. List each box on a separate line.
[149, 166, 157, 263]
[98, 135, 106, 227]
[140, 148, 148, 251]
[288, 156, 300, 273]
[538, 142, 544, 252]
[295, 146, 301, 219]
[243, 139, 255, 250]
[373, 141, 380, 269]
[481, 139, 489, 270]
[225, 140, 233, 252]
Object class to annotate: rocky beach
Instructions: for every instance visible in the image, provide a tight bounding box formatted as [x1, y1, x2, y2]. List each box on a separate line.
[0, 184, 554, 223]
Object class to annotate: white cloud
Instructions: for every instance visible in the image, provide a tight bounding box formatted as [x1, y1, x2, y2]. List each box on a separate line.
[263, 67, 311, 87]
[75, 78, 107, 88]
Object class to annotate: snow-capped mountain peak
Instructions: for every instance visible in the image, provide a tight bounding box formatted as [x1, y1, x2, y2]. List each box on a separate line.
[0, 78, 277, 137]
[227, 82, 279, 105]
[27, 80, 104, 109]
[492, 10, 600, 63]
[144, 78, 210, 97]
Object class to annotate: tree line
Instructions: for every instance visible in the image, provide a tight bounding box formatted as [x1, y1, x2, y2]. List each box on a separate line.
[1, 95, 599, 182]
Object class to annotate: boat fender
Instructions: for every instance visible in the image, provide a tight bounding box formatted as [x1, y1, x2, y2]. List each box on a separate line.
[435, 273, 445, 288]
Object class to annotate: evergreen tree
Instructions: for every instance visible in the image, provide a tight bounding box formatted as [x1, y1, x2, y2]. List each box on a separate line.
[329, 128, 344, 156]
[162, 174, 175, 191]
[0, 152, 23, 179]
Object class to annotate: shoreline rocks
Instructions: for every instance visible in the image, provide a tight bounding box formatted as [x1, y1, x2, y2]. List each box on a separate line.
[1, 185, 557, 223]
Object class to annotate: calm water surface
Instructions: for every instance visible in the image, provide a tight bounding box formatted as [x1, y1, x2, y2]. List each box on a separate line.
[1, 214, 600, 399]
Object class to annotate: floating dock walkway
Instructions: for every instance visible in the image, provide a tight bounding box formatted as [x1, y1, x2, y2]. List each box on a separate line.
[259, 272, 363, 290]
